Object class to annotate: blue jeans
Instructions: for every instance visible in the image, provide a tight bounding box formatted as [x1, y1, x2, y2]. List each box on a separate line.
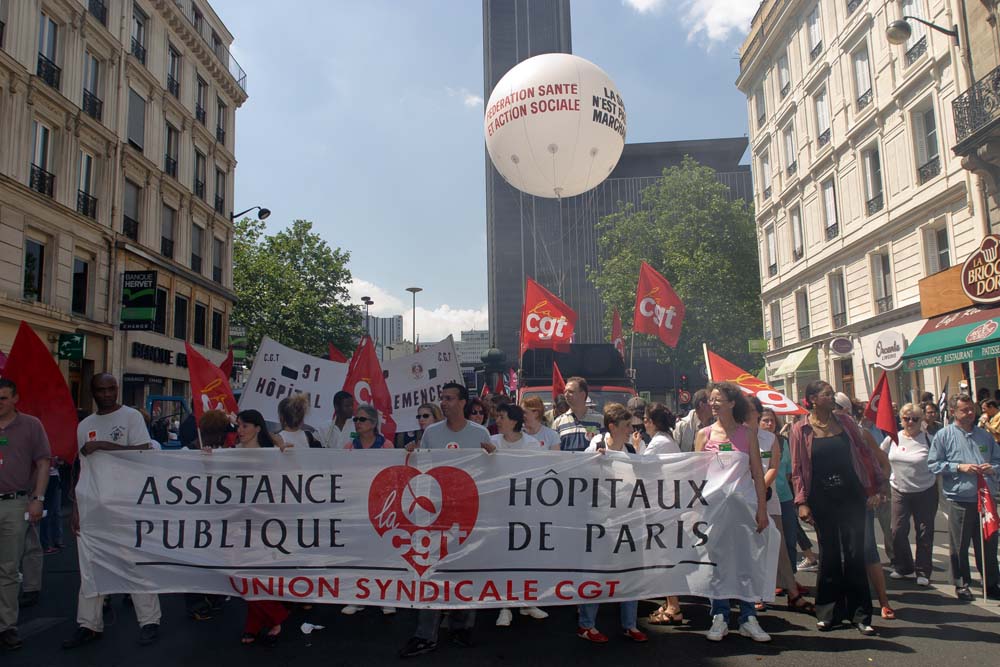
[578, 601, 638, 630]
[39, 477, 62, 549]
[779, 500, 799, 573]
[710, 598, 756, 624]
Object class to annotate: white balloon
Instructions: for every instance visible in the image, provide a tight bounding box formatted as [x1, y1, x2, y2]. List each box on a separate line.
[484, 53, 627, 199]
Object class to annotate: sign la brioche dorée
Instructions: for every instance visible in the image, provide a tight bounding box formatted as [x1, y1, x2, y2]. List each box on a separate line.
[961, 235, 1000, 304]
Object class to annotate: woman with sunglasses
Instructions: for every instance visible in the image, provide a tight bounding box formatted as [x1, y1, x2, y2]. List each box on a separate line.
[520, 396, 560, 450]
[466, 397, 489, 427]
[881, 403, 938, 587]
[414, 402, 443, 447]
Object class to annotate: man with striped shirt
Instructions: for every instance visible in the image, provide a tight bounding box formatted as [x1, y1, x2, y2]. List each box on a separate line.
[552, 377, 604, 452]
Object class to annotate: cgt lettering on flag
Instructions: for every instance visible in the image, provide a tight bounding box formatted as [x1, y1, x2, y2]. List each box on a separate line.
[525, 304, 569, 341]
[633, 262, 685, 349]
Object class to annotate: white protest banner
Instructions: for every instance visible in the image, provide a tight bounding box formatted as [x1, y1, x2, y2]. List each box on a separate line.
[383, 337, 463, 433]
[238, 337, 348, 429]
[77, 450, 778, 608]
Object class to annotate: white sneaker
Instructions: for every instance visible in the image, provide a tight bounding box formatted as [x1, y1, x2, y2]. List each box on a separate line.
[916, 576, 930, 586]
[496, 608, 513, 626]
[706, 613, 729, 641]
[797, 558, 819, 572]
[519, 606, 549, 619]
[341, 605, 363, 615]
[382, 606, 396, 615]
[889, 570, 907, 580]
[739, 616, 772, 642]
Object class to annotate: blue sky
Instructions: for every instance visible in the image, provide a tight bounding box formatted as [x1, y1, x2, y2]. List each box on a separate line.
[216, 0, 758, 341]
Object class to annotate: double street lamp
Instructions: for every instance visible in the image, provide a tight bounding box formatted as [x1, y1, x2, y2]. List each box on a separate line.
[406, 287, 422, 349]
[361, 296, 373, 335]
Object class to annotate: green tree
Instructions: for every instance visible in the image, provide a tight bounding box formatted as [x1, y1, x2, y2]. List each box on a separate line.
[233, 218, 360, 359]
[588, 156, 762, 375]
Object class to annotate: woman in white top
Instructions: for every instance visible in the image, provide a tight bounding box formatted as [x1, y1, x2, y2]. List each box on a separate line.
[520, 396, 561, 450]
[642, 403, 680, 456]
[489, 403, 548, 626]
[880, 403, 938, 585]
[276, 394, 316, 448]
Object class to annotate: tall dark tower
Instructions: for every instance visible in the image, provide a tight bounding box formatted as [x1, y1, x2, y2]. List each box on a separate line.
[483, 0, 572, 363]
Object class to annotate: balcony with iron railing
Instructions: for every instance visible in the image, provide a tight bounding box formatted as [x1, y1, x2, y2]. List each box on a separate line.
[866, 192, 884, 215]
[123, 216, 139, 240]
[918, 155, 941, 184]
[194, 179, 206, 199]
[826, 224, 839, 240]
[763, 185, 771, 200]
[810, 41, 823, 61]
[167, 74, 180, 98]
[953, 64, 1000, 145]
[780, 82, 790, 98]
[905, 35, 927, 67]
[161, 237, 174, 259]
[832, 312, 847, 328]
[857, 88, 872, 111]
[768, 263, 777, 277]
[772, 336, 783, 350]
[88, 0, 107, 25]
[817, 128, 831, 147]
[216, 125, 226, 144]
[37, 53, 61, 89]
[195, 104, 206, 125]
[164, 155, 178, 178]
[786, 161, 797, 177]
[82, 89, 103, 121]
[847, 0, 862, 13]
[793, 247, 804, 261]
[131, 37, 146, 65]
[178, 5, 247, 93]
[214, 195, 225, 215]
[757, 113, 766, 128]
[29, 164, 54, 197]
[876, 295, 893, 313]
[799, 325, 810, 341]
[77, 190, 97, 219]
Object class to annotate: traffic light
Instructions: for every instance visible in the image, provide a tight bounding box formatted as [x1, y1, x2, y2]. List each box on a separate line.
[680, 373, 689, 390]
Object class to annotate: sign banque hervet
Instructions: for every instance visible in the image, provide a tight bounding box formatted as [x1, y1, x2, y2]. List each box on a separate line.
[961, 235, 1000, 304]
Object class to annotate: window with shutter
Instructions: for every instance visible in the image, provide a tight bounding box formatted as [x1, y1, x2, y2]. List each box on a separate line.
[791, 207, 804, 257]
[925, 228, 940, 274]
[853, 47, 871, 96]
[784, 125, 795, 167]
[127, 88, 145, 150]
[936, 227, 950, 270]
[823, 180, 837, 229]
[808, 7, 821, 49]
[778, 53, 790, 90]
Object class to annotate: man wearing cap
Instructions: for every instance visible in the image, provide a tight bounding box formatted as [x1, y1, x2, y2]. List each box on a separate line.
[0, 378, 51, 652]
[627, 396, 651, 453]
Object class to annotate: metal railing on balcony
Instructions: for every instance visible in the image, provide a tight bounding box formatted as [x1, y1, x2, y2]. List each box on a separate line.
[167, 74, 180, 98]
[77, 190, 97, 219]
[768, 263, 777, 277]
[213, 266, 222, 283]
[780, 82, 790, 98]
[757, 114, 766, 128]
[832, 312, 847, 328]
[179, 6, 247, 93]
[825, 223, 839, 240]
[876, 295, 893, 313]
[847, 0, 862, 14]
[953, 65, 1000, 144]
[905, 35, 927, 67]
[857, 88, 872, 111]
[82, 89, 103, 121]
[810, 41, 823, 61]
[214, 195, 226, 215]
[799, 325, 810, 340]
[763, 185, 772, 200]
[29, 164, 54, 197]
[918, 155, 941, 184]
[216, 126, 226, 144]
[131, 37, 146, 65]
[37, 53, 61, 89]
[88, 0, 107, 25]
[772, 336, 783, 350]
[123, 215, 139, 240]
[164, 155, 178, 178]
[194, 179, 206, 199]
[817, 128, 831, 147]
[195, 104, 206, 125]
[161, 237, 174, 259]
[191, 254, 202, 274]
[787, 161, 797, 177]
[866, 192, 884, 215]
[793, 247, 804, 261]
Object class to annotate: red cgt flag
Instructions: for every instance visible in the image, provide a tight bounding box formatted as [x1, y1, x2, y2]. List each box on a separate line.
[185, 343, 239, 423]
[219, 347, 234, 379]
[864, 371, 897, 445]
[328, 343, 347, 363]
[552, 361, 566, 403]
[612, 309, 625, 360]
[520, 278, 576, 359]
[495, 376, 505, 396]
[633, 262, 685, 348]
[705, 348, 806, 415]
[343, 336, 396, 441]
[2, 322, 78, 464]
[979, 473, 999, 542]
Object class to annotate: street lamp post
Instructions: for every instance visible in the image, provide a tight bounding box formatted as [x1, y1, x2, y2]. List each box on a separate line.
[385, 345, 394, 361]
[885, 16, 959, 47]
[406, 287, 422, 348]
[362, 296, 373, 338]
[230, 206, 271, 221]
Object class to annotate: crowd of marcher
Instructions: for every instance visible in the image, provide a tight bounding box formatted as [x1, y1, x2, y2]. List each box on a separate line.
[0, 371, 998, 656]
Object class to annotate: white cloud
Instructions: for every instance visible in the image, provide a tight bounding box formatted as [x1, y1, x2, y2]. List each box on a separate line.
[624, 0, 757, 44]
[348, 278, 405, 316]
[349, 278, 487, 342]
[446, 86, 484, 108]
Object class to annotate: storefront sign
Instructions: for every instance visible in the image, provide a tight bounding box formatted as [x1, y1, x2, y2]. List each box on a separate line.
[230, 325, 247, 362]
[961, 235, 1000, 304]
[58, 333, 85, 360]
[829, 337, 854, 357]
[873, 331, 905, 370]
[747, 339, 767, 353]
[120, 271, 158, 330]
[131, 342, 187, 368]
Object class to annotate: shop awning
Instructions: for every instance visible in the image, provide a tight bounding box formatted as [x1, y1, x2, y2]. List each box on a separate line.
[901, 305, 1000, 371]
[773, 346, 818, 377]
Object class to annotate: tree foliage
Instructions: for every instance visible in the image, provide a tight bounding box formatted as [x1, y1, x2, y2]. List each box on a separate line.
[233, 218, 360, 358]
[588, 157, 762, 374]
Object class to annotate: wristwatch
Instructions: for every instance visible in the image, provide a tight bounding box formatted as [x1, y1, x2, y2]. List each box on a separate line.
[31, 496, 45, 502]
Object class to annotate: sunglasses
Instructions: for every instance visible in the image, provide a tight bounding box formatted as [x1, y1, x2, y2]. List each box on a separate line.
[352, 416, 370, 423]
[902, 416, 921, 423]
[470, 409, 485, 415]
[417, 413, 433, 419]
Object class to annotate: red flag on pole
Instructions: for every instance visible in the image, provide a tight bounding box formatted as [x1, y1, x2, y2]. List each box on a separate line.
[864, 371, 898, 445]
[0, 349, 7, 373]
[495, 376, 505, 396]
[219, 347, 234, 379]
[481, 381, 490, 397]
[612, 309, 624, 360]
[979, 473, 999, 542]
[508, 368, 518, 394]
[552, 362, 566, 403]
[342, 336, 396, 441]
[520, 278, 577, 359]
[633, 262, 685, 348]
[328, 343, 347, 363]
[185, 343, 239, 423]
[705, 347, 806, 415]
[2, 322, 78, 463]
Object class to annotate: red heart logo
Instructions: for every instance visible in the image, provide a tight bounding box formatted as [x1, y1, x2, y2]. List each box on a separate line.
[368, 462, 479, 576]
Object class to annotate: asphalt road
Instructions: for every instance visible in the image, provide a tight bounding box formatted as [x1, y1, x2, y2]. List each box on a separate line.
[7, 512, 1000, 667]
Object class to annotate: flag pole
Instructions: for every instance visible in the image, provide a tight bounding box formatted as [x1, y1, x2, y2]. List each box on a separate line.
[703, 342, 713, 382]
[629, 329, 635, 381]
[980, 474, 988, 603]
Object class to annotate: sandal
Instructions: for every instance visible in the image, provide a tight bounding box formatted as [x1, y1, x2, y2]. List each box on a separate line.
[787, 595, 816, 615]
[240, 632, 256, 645]
[647, 605, 684, 625]
[754, 601, 767, 611]
[880, 606, 895, 620]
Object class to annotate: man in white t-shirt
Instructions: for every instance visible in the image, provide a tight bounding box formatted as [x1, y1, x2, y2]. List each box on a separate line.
[320, 391, 355, 449]
[64, 373, 161, 650]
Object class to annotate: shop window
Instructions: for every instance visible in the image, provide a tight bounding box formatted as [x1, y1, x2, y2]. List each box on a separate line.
[174, 295, 188, 339]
